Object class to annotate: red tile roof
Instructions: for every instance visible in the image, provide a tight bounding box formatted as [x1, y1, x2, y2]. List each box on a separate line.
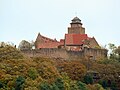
[36, 34, 64, 48]
[65, 34, 89, 45]
[37, 42, 61, 48]
[36, 33, 94, 48]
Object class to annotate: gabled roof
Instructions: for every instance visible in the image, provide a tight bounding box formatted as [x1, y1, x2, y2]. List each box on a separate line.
[36, 33, 59, 43]
[37, 42, 61, 48]
[35, 33, 64, 48]
[65, 34, 89, 45]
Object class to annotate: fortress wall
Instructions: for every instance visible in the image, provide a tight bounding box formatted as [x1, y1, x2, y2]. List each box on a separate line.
[22, 48, 69, 59]
[67, 50, 84, 60]
[22, 48, 107, 60]
[84, 47, 108, 60]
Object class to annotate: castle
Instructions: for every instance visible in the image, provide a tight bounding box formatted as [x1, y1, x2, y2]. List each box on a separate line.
[35, 17, 99, 51]
[23, 17, 107, 60]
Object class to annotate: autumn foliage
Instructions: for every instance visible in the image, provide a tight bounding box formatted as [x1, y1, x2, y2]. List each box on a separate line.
[56, 60, 87, 80]
[0, 44, 120, 90]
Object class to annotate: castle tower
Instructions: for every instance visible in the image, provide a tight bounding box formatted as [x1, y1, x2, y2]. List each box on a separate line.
[68, 17, 85, 34]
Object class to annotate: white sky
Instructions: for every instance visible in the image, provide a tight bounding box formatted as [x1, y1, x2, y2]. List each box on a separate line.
[0, 0, 120, 47]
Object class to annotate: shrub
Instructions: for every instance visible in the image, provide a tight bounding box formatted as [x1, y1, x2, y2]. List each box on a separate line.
[54, 78, 64, 90]
[39, 82, 51, 90]
[84, 75, 93, 84]
[77, 81, 88, 90]
[15, 76, 25, 90]
[28, 68, 38, 80]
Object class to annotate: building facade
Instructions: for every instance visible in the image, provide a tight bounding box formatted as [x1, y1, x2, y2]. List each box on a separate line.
[35, 17, 100, 51]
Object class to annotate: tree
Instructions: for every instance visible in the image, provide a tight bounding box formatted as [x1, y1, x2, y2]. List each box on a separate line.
[0, 81, 3, 88]
[57, 61, 87, 80]
[54, 78, 64, 90]
[15, 76, 25, 90]
[39, 82, 51, 90]
[18, 40, 32, 50]
[84, 75, 93, 84]
[115, 46, 120, 55]
[28, 68, 38, 80]
[51, 83, 60, 90]
[87, 84, 104, 90]
[0, 42, 6, 48]
[108, 43, 120, 61]
[77, 81, 88, 90]
[33, 57, 60, 83]
[0, 45, 24, 60]
[29, 40, 35, 49]
[108, 43, 116, 51]
[108, 43, 117, 59]
[114, 46, 120, 61]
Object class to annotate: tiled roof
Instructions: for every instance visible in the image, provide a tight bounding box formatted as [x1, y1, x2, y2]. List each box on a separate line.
[37, 42, 61, 48]
[36, 34, 64, 48]
[65, 34, 89, 45]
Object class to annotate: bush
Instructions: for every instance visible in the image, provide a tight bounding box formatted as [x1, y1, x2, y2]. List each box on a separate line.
[0, 81, 3, 88]
[0, 45, 24, 61]
[84, 75, 93, 84]
[51, 83, 59, 90]
[39, 82, 51, 90]
[28, 68, 38, 80]
[15, 76, 25, 90]
[54, 78, 64, 90]
[77, 81, 88, 90]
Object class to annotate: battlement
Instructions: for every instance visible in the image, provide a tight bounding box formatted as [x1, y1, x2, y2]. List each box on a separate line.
[21, 47, 107, 60]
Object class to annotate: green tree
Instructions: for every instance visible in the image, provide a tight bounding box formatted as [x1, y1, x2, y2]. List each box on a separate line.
[77, 81, 88, 90]
[28, 68, 38, 80]
[51, 83, 59, 90]
[15, 76, 25, 90]
[84, 75, 93, 84]
[108, 43, 117, 59]
[70, 81, 79, 90]
[39, 82, 51, 90]
[54, 78, 64, 90]
[99, 79, 108, 89]
[0, 81, 3, 88]
[115, 46, 120, 61]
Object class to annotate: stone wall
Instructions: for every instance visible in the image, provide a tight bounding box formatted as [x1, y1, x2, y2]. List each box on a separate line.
[84, 48, 107, 60]
[22, 48, 68, 59]
[22, 48, 107, 60]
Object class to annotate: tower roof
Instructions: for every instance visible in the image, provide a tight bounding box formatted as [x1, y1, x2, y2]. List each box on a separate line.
[71, 16, 82, 25]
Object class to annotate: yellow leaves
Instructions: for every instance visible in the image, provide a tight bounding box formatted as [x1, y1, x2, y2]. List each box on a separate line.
[87, 84, 105, 90]
[7, 80, 15, 89]
[33, 57, 60, 83]
[2, 74, 13, 81]
[0, 45, 24, 61]
[0, 71, 5, 79]
[28, 68, 38, 80]
[25, 77, 40, 88]
[57, 61, 87, 80]
[24, 87, 38, 90]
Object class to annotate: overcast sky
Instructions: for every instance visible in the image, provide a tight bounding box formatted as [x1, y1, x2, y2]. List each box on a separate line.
[0, 0, 120, 47]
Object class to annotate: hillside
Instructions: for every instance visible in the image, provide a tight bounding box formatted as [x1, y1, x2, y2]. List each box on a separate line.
[0, 45, 120, 90]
